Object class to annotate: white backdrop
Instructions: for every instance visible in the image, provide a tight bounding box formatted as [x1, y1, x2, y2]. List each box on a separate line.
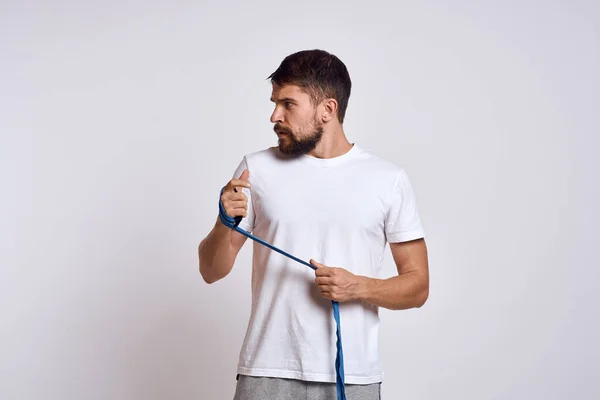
[1, 1, 599, 399]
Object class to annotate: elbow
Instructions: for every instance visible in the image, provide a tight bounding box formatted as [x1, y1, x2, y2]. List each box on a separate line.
[197, 241, 236, 285]
[413, 273, 429, 308]
[199, 257, 230, 284]
[200, 270, 216, 284]
[199, 262, 219, 284]
[198, 241, 217, 284]
[414, 287, 429, 308]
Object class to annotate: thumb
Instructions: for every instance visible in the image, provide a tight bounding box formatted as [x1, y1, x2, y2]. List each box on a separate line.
[310, 259, 323, 268]
[234, 169, 250, 193]
[239, 169, 250, 182]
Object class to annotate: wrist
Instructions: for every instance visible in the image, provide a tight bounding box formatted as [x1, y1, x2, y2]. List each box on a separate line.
[354, 275, 375, 301]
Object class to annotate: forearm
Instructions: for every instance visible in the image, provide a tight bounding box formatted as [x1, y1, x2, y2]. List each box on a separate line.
[198, 217, 237, 284]
[356, 271, 429, 310]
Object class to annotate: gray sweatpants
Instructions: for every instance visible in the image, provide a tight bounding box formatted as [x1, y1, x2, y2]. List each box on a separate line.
[233, 375, 381, 400]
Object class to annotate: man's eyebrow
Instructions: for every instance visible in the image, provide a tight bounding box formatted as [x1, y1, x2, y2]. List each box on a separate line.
[270, 97, 298, 103]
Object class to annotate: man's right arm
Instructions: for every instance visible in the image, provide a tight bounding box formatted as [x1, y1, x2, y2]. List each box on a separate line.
[198, 168, 251, 284]
[198, 218, 248, 284]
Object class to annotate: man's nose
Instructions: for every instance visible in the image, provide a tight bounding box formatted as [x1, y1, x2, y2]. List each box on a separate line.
[270, 107, 283, 123]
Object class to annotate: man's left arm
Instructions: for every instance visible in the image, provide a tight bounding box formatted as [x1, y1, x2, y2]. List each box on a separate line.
[311, 238, 429, 310]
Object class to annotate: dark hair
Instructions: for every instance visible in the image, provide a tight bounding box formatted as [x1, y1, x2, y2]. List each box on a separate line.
[268, 49, 352, 123]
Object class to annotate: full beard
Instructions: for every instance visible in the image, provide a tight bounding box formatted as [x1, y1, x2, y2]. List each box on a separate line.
[274, 121, 324, 156]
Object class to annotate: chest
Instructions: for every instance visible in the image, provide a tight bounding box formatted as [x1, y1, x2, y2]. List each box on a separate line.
[250, 166, 388, 232]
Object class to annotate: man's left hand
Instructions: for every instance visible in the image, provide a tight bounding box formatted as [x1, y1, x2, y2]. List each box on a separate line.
[310, 259, 366, 302]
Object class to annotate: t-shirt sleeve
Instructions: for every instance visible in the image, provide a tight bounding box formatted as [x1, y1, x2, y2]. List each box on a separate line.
[231, 156, 255, 233]
[384, 169, 426, 243]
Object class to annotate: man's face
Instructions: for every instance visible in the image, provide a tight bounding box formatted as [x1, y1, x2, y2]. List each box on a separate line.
[270, 84, 323, 156]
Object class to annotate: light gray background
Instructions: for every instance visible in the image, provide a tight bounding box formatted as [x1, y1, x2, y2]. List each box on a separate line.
[1, 1, 599, 399]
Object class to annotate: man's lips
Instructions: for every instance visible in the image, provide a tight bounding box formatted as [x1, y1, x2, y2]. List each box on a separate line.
[274, 126, 291, 135]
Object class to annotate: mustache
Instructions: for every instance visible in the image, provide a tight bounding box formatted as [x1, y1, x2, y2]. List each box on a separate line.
[274, 124, 292, 134]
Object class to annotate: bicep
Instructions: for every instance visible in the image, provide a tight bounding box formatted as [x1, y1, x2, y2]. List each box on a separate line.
[389, 238, 429, 277]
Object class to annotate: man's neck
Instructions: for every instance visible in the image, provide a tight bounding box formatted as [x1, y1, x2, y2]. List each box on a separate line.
[307, 126, 353, 159]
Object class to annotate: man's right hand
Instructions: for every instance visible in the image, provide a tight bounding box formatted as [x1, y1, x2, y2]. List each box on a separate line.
[220, 169, 251, 220]
[200, 169, 251, 283]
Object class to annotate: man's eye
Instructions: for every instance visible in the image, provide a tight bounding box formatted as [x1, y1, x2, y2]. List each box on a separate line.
[285, 102, 293, 108]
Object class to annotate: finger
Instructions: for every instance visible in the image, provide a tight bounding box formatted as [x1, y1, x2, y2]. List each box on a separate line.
[234, 169, 251, 192]
[224, 201, 248, 216]
[227, 198, 248, 206]
[221, 192, 248, 204]
[318, 285, 335, 294]
[223, 197, 248, 210]
[239, 169, 250, 182]
[225, 203, 248, 214]
[229, 178, 252, 190]
[315, 277, 333, 285]
[224, 192, 247, 202]
[311, 260, 331, 276]
[314, 266, 332, 277]
[224, 207, 248, 218]
[320, 291, 334, 300]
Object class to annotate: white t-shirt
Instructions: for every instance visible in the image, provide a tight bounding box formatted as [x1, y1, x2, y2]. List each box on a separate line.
[231, 143, 425, 385]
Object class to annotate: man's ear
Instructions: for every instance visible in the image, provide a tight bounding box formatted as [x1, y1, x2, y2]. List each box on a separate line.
[321, 98, 338, 122]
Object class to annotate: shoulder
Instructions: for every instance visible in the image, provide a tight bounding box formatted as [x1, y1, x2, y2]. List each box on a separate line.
[354, 145, 406, 179]
[352, 146, 421, 204]
[241, 147, 283, 163]
[241, 146, 304, 171]
[244, 146, 277, 157]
